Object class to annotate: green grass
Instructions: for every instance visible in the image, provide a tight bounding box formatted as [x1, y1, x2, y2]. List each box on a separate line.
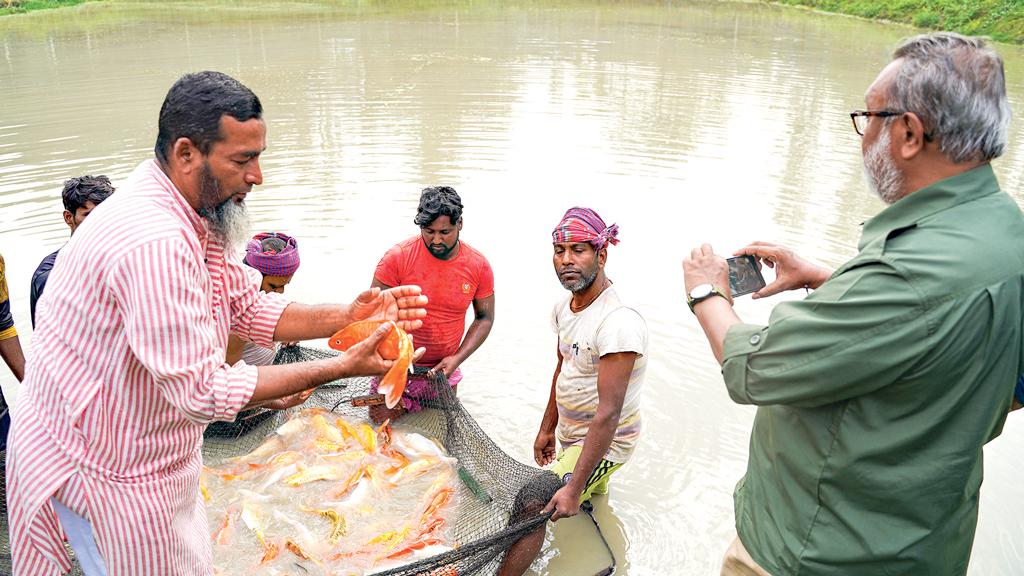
[771, 0, 1024, 43]
[0, 0, 95, 16]
[3, 0, 1023, 45]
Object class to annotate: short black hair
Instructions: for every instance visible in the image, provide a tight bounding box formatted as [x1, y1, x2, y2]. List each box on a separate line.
[154, 71, 263, 163]
[414, 186, 463, 227]
[62, 175, 114, 213]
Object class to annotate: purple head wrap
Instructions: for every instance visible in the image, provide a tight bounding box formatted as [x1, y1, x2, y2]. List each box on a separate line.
[551, 207, 620, 250]
[244, 232, 300, 276]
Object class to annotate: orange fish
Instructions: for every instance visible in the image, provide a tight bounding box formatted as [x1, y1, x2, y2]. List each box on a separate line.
[328, 320, 413, 409]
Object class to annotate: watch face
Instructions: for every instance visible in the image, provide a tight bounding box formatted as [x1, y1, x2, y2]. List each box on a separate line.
[690, 283, 713, 299]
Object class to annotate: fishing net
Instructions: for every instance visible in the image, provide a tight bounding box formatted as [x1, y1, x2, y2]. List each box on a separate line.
[0, 345, 560, 575]
[205, 345, 561, 576]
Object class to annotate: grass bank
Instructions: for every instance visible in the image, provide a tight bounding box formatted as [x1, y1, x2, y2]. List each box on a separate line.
[771, 0, 1024, 44]
[0, 0, 94, 16]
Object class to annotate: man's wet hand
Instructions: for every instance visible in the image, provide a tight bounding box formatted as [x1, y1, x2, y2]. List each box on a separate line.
[339, 322, 396, 377]
[542, 485, 581, 522]
[350, 286, 428, 332]
[264, 388, 315, 410]
[534, 430, 556, 466]
[427, 356, 459, 380]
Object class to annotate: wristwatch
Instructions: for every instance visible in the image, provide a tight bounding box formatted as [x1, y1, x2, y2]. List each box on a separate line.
[687, 283, 729, 313]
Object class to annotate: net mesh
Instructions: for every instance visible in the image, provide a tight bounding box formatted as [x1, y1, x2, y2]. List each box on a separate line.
[0, 345, 559, 575]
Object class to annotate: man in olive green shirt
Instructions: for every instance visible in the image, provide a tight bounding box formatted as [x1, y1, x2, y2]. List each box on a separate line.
[684, 33, 1023, 575]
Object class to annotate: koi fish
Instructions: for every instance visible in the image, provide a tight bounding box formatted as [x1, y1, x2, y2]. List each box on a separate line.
[199, 477, 211, 503]
[275, 416, 309, 437]
[328, 465, 370, 499]
[367, 526, 410, 551]
[286, 538, 315, 561]
[386, 537, 443, 560]
[390, 457, 439, 483]
[335, 416, 360, 440]
[356, 423, 378, 453]
[304, 507, 348, 544]
[257, 462, 299, 491]
[213, 509, 236, 545]
[203, 465, 247, 482]
[377, 419, 393, 449]
[315, 437, 349, 453]
[328, 320, 413, 409]
[240, 500, 279, 564]
[240, 436, 285, 462]
[272, 509, 318, 549]
[393, 432, 447, 460]
[422, 487, 454, 520]
[284, 464, 347, 486]
[312, 414, 344, 443]
[249, 450, 301, 471]
[384, 450, 411, 477]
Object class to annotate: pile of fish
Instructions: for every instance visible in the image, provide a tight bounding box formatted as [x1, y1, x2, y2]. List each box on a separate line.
[203, 408, 458, 576]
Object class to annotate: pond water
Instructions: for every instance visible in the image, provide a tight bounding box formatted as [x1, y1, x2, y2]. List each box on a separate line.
[2, 1, 1023, 574]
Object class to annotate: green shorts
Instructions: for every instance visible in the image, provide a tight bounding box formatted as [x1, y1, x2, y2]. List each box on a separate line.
[549, 444, 624, 503]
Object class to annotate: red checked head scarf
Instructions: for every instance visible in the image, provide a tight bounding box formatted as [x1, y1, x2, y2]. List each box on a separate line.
[551, 207, 620, 250]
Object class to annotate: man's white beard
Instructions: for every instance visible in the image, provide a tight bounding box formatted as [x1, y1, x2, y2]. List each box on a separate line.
[206, 198, 250, 250]
[862, 129, 905, 205]
[197, 164, 250, 249]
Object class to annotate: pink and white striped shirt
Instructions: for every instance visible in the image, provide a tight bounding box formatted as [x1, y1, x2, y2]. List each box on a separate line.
[7, 159, 289, 575]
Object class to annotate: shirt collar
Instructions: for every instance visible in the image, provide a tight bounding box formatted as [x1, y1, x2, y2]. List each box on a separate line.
[144, 159, 209, 240]
[859, 163, 1000, 251]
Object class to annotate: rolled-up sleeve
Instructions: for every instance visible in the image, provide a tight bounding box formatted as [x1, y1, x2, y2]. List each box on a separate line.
[0, 253, 16, 340]
[722, 261, 929, 408]
[109, 238, 258, 424]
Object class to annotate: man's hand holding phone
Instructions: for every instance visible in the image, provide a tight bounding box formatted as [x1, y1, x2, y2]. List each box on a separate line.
[733, 242, 834, 299]
[683, 244, 743, 365]
[683, 244, 732, 301]
[725, 255, 767, 297]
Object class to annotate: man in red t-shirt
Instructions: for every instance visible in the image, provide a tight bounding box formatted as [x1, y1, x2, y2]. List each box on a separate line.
[372, 186, 495, 414]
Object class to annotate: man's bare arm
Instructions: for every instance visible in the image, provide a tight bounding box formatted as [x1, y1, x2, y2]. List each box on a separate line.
[272, 286, 426, 342]
[544, 352, 636, 520]
[534, 343, 563, 466]
[225, 334, 245, 366]
[429, 294, 495, 378]
[0, 336, 25, 382]
[248, 323, 421, 405]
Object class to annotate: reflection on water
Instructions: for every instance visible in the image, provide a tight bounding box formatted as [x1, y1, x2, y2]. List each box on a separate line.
[2, 2, 1024, 574]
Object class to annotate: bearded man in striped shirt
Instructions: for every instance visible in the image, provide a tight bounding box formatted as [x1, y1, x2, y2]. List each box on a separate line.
[6, 71, 428, 576]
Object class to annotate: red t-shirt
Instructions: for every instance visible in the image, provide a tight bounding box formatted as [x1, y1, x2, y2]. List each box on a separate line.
[374, 236, 494, 365]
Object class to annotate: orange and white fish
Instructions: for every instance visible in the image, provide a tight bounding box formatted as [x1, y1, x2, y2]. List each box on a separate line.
[328, 320, 413, 409]
[240, 499, 279, 564]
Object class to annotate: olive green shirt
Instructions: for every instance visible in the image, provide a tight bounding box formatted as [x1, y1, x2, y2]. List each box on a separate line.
[723, 164, 1024, 576]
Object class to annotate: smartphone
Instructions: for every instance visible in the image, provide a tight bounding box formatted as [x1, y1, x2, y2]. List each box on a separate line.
[727, 255, 766, 297]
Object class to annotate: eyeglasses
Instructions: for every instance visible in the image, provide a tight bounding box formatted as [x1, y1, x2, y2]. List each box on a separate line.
[850, 110, 934, 141]
[850, 110, 902, 136]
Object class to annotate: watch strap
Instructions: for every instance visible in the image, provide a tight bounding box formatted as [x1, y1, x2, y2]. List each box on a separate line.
[687, 286, 729, 313]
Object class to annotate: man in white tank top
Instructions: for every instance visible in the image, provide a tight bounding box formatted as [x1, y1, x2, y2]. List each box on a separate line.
[499, 206, 648, 576]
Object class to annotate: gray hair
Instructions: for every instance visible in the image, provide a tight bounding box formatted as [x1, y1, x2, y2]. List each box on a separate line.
[889, 32, 1010, 163]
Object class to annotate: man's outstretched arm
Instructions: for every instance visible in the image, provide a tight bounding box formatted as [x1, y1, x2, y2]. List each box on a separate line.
[271, 286, 427, 342]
